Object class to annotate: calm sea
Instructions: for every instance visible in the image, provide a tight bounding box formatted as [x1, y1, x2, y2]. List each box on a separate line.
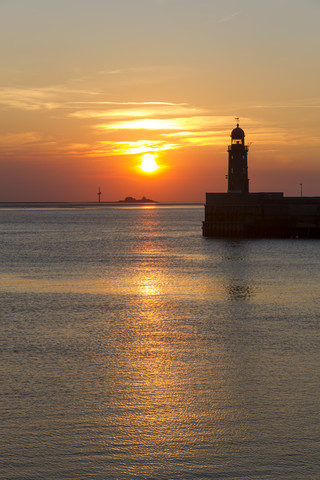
[1, 205, 319, 480]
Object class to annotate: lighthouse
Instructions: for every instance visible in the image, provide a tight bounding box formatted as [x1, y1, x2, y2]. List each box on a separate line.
[203, 121, 320, 238]
[227, 121, 249, 193]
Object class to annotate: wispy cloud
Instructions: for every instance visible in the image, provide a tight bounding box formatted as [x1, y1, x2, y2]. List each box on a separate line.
[0, 132, 42, 145]
[0, 132, 51, 146]
[218, 11, 240, 24]
[97, 115, 233, 132]
[95, 140, 178, 156]
[70, 104, 202, 119]
[253, 103, 320, 109]
[0, 131, 57, 157]
[1, 83, 311, 158]
[0, 86, 99, 111]
[98, 118, 183, 131]
[70, 101, 184, 106]
[90, 114, 242, 154]
[0, 86, 193, 118]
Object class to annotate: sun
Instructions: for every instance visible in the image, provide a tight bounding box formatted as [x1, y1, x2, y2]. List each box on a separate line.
[139, 153, 159, 173]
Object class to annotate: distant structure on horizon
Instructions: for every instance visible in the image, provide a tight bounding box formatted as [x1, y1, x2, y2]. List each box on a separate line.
[203, 122, 320, 238]
[97, 186, 102, 203]
[118, 196, 157, 204]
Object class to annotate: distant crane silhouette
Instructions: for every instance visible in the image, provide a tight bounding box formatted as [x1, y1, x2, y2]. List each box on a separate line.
[97, 186, 102, 203]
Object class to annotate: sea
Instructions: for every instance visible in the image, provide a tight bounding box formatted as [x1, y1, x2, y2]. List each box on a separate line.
[1, 204, 319, 480]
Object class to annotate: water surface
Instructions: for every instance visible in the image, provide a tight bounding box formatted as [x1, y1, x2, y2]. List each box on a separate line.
[1, 205, 319, 479]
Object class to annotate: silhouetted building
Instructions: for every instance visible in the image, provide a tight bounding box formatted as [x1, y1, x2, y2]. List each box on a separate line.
[203, 123, 320, 238]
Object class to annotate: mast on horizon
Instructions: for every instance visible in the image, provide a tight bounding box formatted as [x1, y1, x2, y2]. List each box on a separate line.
[98, 186, 102, 203]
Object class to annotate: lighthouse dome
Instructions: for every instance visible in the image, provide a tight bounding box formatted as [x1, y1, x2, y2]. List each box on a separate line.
[231, 124, 245, 139]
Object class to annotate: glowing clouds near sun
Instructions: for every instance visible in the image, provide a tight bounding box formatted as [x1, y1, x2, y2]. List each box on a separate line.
[98, 139, 177, 156]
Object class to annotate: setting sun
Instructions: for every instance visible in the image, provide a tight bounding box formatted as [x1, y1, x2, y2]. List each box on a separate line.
[139, 153, 159, 173]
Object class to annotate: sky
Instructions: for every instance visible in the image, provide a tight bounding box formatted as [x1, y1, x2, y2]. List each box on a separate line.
[0, 0, 319, 202]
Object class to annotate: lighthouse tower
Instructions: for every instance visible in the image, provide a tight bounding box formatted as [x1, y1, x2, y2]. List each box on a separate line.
[227, 122, 249, 193]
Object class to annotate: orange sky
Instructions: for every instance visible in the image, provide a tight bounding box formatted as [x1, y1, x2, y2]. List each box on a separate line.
[1, 0, 320, 202]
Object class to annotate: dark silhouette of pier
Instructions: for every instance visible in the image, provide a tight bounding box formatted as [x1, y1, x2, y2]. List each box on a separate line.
[203, 123, 320, 238]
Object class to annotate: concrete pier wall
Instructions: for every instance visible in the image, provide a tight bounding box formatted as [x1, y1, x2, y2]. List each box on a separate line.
[203, 193, 320, 238]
